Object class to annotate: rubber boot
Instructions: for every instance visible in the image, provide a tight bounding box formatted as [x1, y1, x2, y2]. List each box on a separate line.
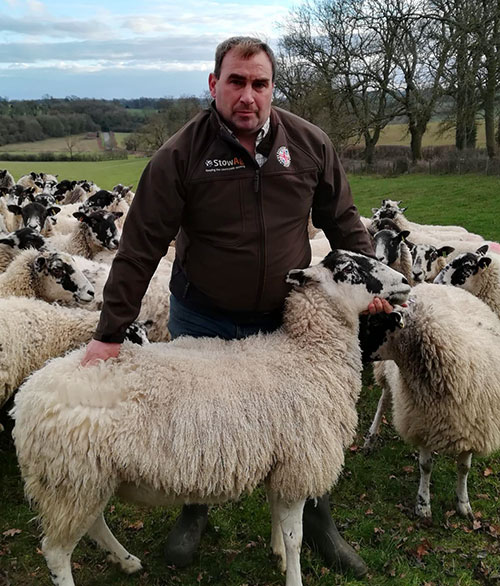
[164, 504, 209, 567]
[302, 494, 368, 578]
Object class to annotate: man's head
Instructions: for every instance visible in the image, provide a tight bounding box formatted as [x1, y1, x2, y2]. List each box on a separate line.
[209, 36, 275, 139]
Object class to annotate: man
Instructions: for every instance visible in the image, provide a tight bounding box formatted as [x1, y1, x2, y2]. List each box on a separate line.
[82, 36, 389, 578]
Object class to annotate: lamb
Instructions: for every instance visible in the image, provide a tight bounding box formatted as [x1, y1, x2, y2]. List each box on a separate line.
[79, 189, 129, 229]
[11, 250, 410, 586]
[0, 169, 15, 193]
[373, 228, 413, 284]
[0, 247, 94, 304]
[0, 228, 47, 272]
[371, 204, 484, 243]
[0, 297, 149, 408]
[7, 201, 60, 236]
[66, 255, 172, 342]
[47, 209, 121, 260]
[362, 282, 500, 520]
[434, 244, 500, 317]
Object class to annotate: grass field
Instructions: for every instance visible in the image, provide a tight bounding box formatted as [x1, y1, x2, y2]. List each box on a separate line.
[0, 133, 131, 154]
[2, 157, 149, 192]
[1, 166, 500, 585]
[0, 120, 487, 156]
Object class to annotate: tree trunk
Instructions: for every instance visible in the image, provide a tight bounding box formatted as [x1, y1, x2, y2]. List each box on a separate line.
[409, 122, 424, 162]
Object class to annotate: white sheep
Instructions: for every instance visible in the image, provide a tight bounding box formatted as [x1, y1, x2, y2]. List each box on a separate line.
[0, 297, 150, 409]
[370, 204, 484, 244]
[363, 282, 500, 520]
[0, 228, 46, 272]
[11, 250, 411, 586]
[434, 244, 500, 317]
[0, 247, 94, 304]
[373, 228, 413, 285]
[47, 209, 121, 260]
[67, 255, 172, 342]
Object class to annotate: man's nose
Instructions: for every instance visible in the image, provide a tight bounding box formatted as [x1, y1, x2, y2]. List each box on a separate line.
[240, 84, 255, 103]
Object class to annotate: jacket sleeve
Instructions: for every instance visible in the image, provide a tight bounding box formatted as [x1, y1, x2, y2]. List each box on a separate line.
[311, 141, 374, 257]
[94, 147, 185, 343]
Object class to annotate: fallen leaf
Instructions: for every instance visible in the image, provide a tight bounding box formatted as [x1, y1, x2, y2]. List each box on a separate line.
[483, 467, 493, 477]
[2, 528, 21, 537]
[126, 520, 144, 531]
[365, 509, 374, 516]
[403, 466, 414, 473]
[473, 520, 482, 531]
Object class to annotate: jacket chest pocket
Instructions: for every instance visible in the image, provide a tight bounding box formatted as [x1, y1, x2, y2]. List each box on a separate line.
[184, 176, 253, 247]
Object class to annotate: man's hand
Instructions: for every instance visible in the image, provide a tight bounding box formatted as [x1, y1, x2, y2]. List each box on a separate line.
[80, 339, 121, 367]
[363, 297, 394, 315]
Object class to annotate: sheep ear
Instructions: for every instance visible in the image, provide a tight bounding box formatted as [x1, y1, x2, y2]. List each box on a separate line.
[476, 244, 489, 256]
[478, 256, 492, 269]
[397, 230, 411, 242]
[286, 269, 312, 287]
[392, 311, 405, 328]
[47, 206, 61, 217]
[0, 236, 15, 247]
[371, 207, 379, 214]
[73, 211, 87, 222]
[7, 204, 22, 216]
[112, 211, 124, 219]
[436, 246, 454, 257]
[33, 255, 46, 271]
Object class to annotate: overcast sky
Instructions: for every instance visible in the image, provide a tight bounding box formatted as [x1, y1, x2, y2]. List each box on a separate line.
[0, 0, 296, 100]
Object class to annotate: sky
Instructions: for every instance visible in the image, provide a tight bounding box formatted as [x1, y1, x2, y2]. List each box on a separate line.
[0, 0, 297, 100]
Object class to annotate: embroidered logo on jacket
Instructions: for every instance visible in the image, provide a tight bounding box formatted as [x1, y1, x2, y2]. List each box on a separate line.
[205, 157, 246, 172]
[276, 146, 291, 167]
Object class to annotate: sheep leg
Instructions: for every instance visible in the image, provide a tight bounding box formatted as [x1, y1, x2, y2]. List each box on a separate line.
[87, 513, 143, 574]
[456, 451, 474, 519]
[267, 489, 286, 571]
[42, 537, 77, 586]
[415, 447, 433, 519]
[363, 386, 391, 451]
[276, 497, 305, 586]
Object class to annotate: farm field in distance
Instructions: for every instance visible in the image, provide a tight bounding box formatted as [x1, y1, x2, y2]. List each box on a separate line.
[1, 161, 500, 585]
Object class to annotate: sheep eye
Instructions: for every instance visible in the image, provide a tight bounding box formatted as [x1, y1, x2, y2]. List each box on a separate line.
[51, 267, 64, 278]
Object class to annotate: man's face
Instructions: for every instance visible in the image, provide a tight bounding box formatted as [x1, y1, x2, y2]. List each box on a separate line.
[208, 48, 274, 138]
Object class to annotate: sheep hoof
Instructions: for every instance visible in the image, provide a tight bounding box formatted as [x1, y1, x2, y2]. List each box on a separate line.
[362, 435, 379, 454]
[272, 552, 286, 574]
[107, 553, 143, 574]
[415, 503, 432, 520]
[456, 501, 474, 520]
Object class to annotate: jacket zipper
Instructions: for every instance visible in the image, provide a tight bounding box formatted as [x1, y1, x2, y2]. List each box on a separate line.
[254, 167, 266, 312]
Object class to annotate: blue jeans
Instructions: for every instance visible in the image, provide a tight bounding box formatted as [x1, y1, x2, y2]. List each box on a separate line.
[168, 295, 283, 340]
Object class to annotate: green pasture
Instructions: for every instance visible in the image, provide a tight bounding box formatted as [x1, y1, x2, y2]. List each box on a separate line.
[0, 133, 131, 154]
[1, 167, 500, 585]
[2, 157, 149, 192]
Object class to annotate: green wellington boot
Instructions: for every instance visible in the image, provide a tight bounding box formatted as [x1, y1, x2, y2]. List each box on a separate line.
[302, 494, 368, 578]
[164, 504, 209, 567]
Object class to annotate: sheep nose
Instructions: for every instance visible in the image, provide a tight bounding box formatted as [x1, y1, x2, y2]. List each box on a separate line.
[87, 289, 95, 297]
[402, 277, 409, 285]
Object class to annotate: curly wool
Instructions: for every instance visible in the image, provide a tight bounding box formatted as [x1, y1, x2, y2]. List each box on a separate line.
[48, 221, 106, 259]
[376, 283, 500, 456]
[0, 296, 99, 406]
[13, 285, 363, 544]
[465, 253, 500, 318]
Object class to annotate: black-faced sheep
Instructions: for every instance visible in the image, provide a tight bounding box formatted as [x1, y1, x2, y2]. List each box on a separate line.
[363, 283, 500, 520]
[0, 297, 149, 409]
[0, 248, 94, 304]
[434, 244, 500, 317]
[11, 250, 411, 586]
[47, 209, 121, 260]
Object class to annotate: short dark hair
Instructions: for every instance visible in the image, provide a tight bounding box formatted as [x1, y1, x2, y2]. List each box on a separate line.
[213, 36, 276, 81]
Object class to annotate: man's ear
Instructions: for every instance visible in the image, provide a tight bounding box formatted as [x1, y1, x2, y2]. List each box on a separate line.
[208, 73, 217, 99]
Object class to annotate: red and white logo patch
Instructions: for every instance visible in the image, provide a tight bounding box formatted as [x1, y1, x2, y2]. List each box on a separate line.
[276, 146, 291, 167]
